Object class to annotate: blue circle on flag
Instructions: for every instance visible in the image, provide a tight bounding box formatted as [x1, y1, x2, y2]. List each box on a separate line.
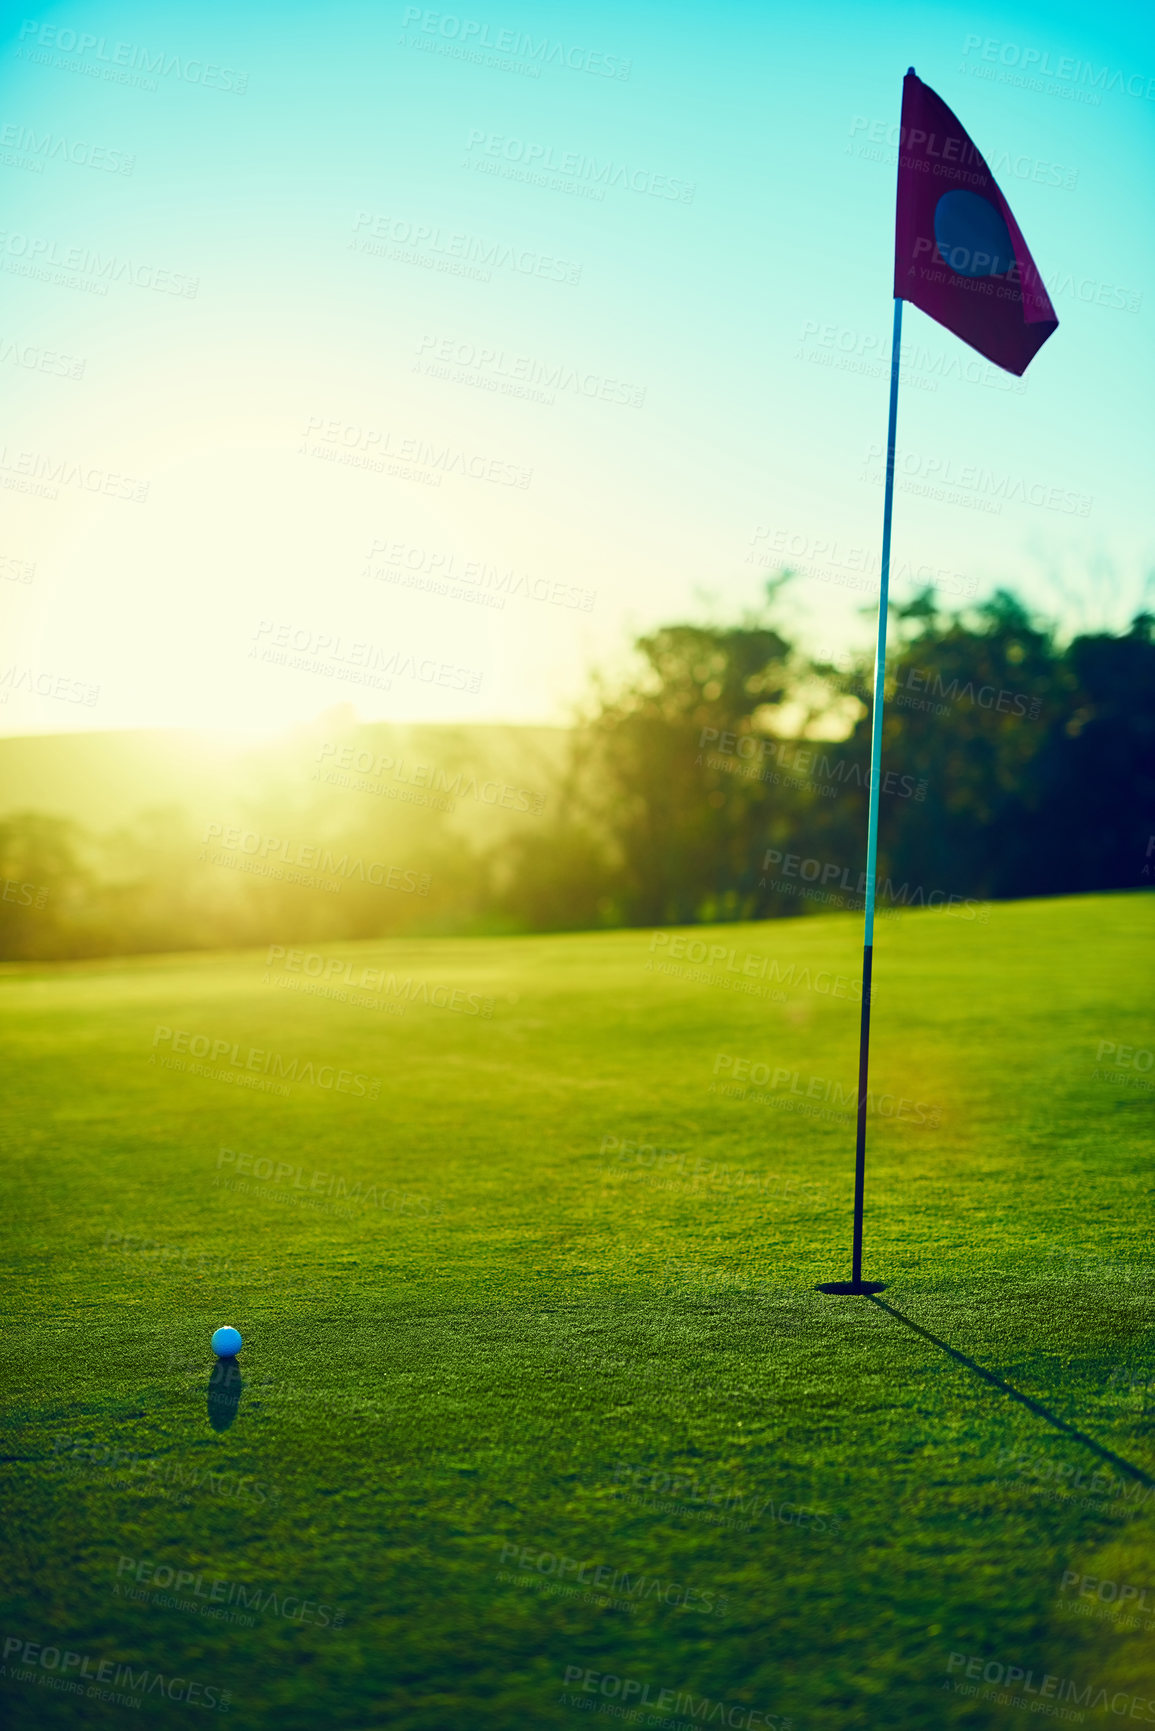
[934, 190, 1015, 277]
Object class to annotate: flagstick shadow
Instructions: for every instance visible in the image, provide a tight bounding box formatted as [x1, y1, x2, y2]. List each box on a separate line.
[867, 1295, 1154, 1487]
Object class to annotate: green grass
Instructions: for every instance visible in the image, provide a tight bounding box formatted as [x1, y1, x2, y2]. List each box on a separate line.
[2, 893, 1154, 1730]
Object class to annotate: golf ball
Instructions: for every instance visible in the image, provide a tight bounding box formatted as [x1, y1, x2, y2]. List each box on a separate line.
[211, 1326, 243, 1358]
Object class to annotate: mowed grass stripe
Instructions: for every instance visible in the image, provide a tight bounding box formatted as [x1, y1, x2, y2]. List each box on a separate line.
[1, 892, 1152, 1729]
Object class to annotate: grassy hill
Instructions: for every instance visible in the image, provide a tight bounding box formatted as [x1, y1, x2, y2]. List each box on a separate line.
[2, 893, 1153, 1728]
[0, 719, 572, 957]
[0, 717, 569, 838]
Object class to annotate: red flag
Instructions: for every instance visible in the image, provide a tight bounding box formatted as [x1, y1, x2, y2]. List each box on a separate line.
[895, 70, 1058, 376]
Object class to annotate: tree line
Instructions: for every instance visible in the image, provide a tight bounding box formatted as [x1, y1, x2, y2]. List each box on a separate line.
[2, 583, 1151, 960]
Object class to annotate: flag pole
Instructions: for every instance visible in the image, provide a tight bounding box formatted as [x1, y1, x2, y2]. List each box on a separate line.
[852, 291, 903, 1285]
[817, 59, 1059, 1296]
[820, 291, 903, 1298]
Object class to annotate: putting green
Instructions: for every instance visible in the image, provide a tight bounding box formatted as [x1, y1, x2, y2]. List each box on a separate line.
[2, 892, 1153, 1729]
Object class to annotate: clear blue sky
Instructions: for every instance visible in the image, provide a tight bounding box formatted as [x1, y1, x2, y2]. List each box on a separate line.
[0, 0, 1152, 733]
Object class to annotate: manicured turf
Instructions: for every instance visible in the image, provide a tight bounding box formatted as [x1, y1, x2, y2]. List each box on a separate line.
[2, 893, 1153, 1730]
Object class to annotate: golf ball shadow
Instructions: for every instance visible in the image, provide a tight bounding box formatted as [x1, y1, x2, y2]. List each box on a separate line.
[207, 1357, 243, 1431]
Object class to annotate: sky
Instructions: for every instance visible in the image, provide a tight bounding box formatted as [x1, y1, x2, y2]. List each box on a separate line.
[0, 0, 1152, 736]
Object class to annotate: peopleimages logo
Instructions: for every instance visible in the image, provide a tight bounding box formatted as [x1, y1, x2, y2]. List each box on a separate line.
[1059, 1568, 1155, 1615]
[300, 414, 533, 489]
[365, 538, 595, 614]
[960, 33, 1155, 103]
[201, 823, 430, 896]
[415, 332, 646, 407]
[945, 1649, 1155, 1719]
[0, 335, 85, 381]
[263, 946, 494, 1018]
[710, 1053, 942, 1127]
[16, 19, 249, 93]
[499, 1540, 729, 1616]
[400, 7, 632, 80]
[895, 666, 1041, 720]
[151, 1026, 381, 1098]
[846, 115, 1078, 190]
[250, 618, 484, 696]
[559, 1664, 790, 1728]
[314, 740, 548, 815]
[648, 929, 861, 999]
[759, 850, 988, 920]
[2, 1631, 232, 1712]
[609, 1462, 842, 1536]
[352, 210, 583, 285]
[1, 877, 48, 908]
[216, 1147, 443, 1216]
[463, 130, 695, 203]
[697, 727, 927, 801]
[864, 441, 1093, 515]
[0, 122, 136, 175]
[0, 665, 100, 706]
[0, 444, 148, 502]
[115, 1555, 345, 1629]
[0, 229, 199, 297]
